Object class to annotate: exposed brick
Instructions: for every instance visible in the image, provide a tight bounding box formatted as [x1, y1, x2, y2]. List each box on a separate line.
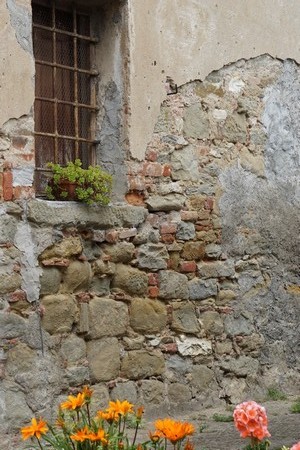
[161, 234, 175, 244]
[161, 342, 178, 353]
[145, 149, 158, 162]
[42, 258, 70, 267]
[179, 261, 197, 273]
[160, 222, 177, 234]
[2, 169, 13, 201]
[128, 176, 146, 191]
[105, 229, 119, 244]
[142, 162, 163, 177]
[8, 289, 27, 303]
[148, 286, 159, 298]
[180, 210, 199, 221]
[163, 164, 172, 177]
[204, 197, 214, 210]
[125, 192, 145, 206]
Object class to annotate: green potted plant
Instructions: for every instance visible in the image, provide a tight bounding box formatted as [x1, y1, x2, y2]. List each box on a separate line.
[45, 159, 112, 206]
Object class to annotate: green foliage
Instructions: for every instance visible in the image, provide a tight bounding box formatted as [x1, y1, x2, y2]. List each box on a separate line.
[212, 413, 234, 423]
[46, 159, 112, 205]
[266, 387, 287, 401]
[290, 398, 300, 414]
[243, 440, 270, 450]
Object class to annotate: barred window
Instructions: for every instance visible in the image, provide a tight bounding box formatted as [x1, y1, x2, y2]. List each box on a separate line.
[32, 1, 98, 193]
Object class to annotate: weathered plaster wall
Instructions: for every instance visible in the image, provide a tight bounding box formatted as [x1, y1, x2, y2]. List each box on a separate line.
[128, 0, 300, 159]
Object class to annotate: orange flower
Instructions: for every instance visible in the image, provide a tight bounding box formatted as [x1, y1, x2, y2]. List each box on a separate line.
[136, 406, 145, 420]
[60, 392, 85, 410]
[70, 426, 90, 442]
[82, 385, 93, 400]
[184, 439, 195, 450]
[88, 428, 108, 444]
[291, 443, 300, 450]
[155, 418, 195, 444]
[97, 409, 120, 423]
[233, 401, 270, 441]
[21, 418, 48, 440]
[108, 399, 134, 416]
[149, 431, 162, 443]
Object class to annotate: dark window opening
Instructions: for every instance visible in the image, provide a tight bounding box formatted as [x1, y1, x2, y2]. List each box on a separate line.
[32, 1, 98, 194]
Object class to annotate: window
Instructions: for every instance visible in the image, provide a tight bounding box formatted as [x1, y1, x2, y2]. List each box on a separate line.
[32, 1, 98, 193]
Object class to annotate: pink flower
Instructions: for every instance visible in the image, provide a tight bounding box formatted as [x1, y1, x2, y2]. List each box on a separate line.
[291, 442, 300, 450]
[233, 401, 271, 441]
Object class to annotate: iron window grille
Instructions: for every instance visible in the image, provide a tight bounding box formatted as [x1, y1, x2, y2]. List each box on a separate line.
[32, 0, 98, 193]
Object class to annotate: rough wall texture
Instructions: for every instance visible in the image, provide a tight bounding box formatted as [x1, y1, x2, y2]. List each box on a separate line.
[0, 55, 300, 449]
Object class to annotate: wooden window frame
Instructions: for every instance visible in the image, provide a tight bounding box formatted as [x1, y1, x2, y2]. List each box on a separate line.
[32, 0, 99, 193]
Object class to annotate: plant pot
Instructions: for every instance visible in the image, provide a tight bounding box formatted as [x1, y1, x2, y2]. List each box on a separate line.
[48, 179, 78, 201]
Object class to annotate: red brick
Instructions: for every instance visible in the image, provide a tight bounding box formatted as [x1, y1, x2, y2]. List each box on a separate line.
[148, 286, 159, 298]
[160, 222, 177, 234]
[145, 149, 158, 162]
[42, 258, 70, 267]
[163, 164, 172, 177]
[128, 176, 146, 191]
[142, 162, 163, 177]
[180, 210, 198, 221]
[105, 230, 119, 243]
[179, 261, 197, 273]
[161, 343, 178, 354]
[148, 273, 158, 286]
[9, 290, 27, 303]
[2, 170, 13, 201]
[161, 234, 175, 244]
[204, 197, 214, 210]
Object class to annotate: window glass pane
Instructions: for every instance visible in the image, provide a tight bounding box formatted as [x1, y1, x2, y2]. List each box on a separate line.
[57, 104, 75, 137]
[35, 64, 54, 98]
[56, 68, 74, 102]
[33, 29, 53, 62]
[56, 33, 74, 67]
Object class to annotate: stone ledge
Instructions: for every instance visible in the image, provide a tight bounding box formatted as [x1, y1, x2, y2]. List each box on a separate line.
[27, 199, 148, 228]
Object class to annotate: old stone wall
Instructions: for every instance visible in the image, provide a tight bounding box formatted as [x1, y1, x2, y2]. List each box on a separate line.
[0, 54, 299, 449]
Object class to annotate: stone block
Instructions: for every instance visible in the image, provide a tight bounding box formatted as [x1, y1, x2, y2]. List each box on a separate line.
[40, 268, 61, 295]
[171, 146, 199, 181]
[183, 103, 210, 139]
[171, 302, 200, 334]
[0, 273, 22, 294]
[224, 314, 255, 337]
[89, 384, 110, 415]
[65, 366, 90, 387]
[0, 215, 17, 244]
[190, 365, 215, 392]
[130, 298, 167, 333]
[200, 311, 224, 335]
[121, 350, 165, 379]
[87, 297, 128, 339]
[0, 382, 32, 432]
[5, 343, 35, 377]
[87, 338, 120, 382]
[168, 382, 192, 405]
[158, 270, 189, 299]
[188, 278, 218, 300]
[140, 380, 165, 405]
[0, 312, 26, 339]
[176, 222, 196, 241]
[176, 337, 212, 356]
[137, 243, 168, 270]
[219, 355, 259, 377]
[39, 236, 82, 260]
[222, 112, 247, 143]
[146, 194, 185, 212]
[102, 242, 135, 264]
[112, 264, 148, 296]
[60, 335, 86, 365]
[197, 260, 235, 278]
[111, 381, 138, 404]
[61, 261, 92, 293]
[41, 294, 78, 334]
[181, 242, 205, 260]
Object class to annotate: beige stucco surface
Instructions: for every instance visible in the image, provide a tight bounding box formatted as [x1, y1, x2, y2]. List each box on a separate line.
[0, 0, 34, 128]
[128, 0, 300, 159]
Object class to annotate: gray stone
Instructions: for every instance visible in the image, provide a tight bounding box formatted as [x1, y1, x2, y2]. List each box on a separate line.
[0, 382, 32, 432]
[168, 382, 192, 405]
[224, 314, 255, 336]
[146, 194, 185, 212]
[171, 146, 200, 181]
[176, 337, 212, 356]
[123, 335, 145, 350]
[181, 241, 206, 260]
[190, 365, 215, 392]
[130, 298, 167, 333]
[41, 294, 78, 334]
[89, 383, 110, 415]
[171, 302, 200, 333]
[93, 260, 116, 276]
[137, 243, 168, 270]
[0, 215, 18, 244]
[222, 112, 247, 143]
[60, 335, 86, 365]
[140, 380, 165, 405]
[91, 276, 111, 296]
[200, 311, 224, 335]
[176, 222, 196, 240]
[111, 381, 138, 404]
[112, 264, 148, 296]
[40, 267, 61, 295]
[121, 350, 165, 379]
[219, 356, 259, 377]
[197, 260, 235, 278]
[102, 242, 135, 263]
[158, 270, 189, 299]
[205, 244, 222, 259]
[87, 297, 128, 339]
[28, 200, 147, 228]
[133, 223, 160, 245]
[0, 312, 26, 338]
[87, 337, 120, 382]
[158, 182, 183, 195]
[183, 103, 210, 139]
[65, 366, 90, 386]
[188, 278, 218, 300]
[61, 261, 92, 293]
[5, 343, 35, 378]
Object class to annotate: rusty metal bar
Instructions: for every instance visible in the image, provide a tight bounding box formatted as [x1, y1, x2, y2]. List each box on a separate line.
[33, 23, 98, 43]
[35, 96, 98, 111]
[73, 6, 79, 160]
[35, 60, 98, 76]
[52, 1, 58, 163]
[34, 131, 98, 144]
